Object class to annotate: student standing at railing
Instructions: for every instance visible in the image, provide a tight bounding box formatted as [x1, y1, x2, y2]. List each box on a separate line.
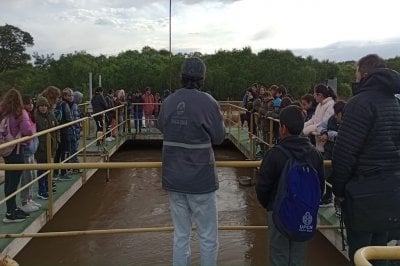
[19, 96, 40, 213]
[68, 91, 83, 171]
[300, 94, 316, 122]
[132, 90, 144, 133]
[1, 88, 35, 223]
[53, 88, 74, 181]
[303, 84, 336, 154]
[126, 91, 133, 133]
[142, 87, 155, 130]
[256, 105, 324, 266]
[316, 100, 346, 218]
[115, 89, 125, 134]
[153, 92, 161, 128]
[91, 87, 110, 143]
[34, 96, 58, 200]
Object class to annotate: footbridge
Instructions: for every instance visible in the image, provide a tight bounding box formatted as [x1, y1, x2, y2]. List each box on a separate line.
[0, 102, 398, 265]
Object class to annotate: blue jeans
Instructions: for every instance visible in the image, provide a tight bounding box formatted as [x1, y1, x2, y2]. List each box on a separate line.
[69, 136, 79, 163]
[168, 191, 218, 266]
[134, 111, 143, 131]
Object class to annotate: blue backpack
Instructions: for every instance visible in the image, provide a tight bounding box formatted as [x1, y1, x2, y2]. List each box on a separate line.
[272, 145, 321, 242]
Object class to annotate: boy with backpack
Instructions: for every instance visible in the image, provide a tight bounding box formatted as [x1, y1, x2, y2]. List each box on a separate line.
[256, 105, 325, 266]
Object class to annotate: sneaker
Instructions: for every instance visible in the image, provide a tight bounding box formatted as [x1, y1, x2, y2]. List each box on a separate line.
[37, 192, 48, 200]
[15, 208, 29, 217]
[3, 212, 26, 223]
[58, 174, 72, 181]
[105, 136, 114, 142]
[20, 203, 39, 213]
[319, 195, 334, 207]
[28, 199, 41, 207]
[73, 169, 83, 174]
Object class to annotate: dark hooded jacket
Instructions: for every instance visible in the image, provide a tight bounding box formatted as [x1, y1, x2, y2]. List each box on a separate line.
[332, 68, 400, 197]
[256, 135, 325, 210]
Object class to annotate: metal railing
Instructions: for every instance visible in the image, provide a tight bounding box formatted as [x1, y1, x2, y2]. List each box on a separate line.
[220, 102, 280, 159]
[0, 103, 128, 219]
[354, 246, 400, 266]
[0, 100, 400, 265]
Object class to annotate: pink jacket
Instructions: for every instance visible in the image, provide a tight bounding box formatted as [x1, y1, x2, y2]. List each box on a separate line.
[9, 109, 36, 138]
[142, 92, 155, 115]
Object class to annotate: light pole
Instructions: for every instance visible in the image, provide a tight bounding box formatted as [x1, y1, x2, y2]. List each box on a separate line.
[169, 0, 172, 92]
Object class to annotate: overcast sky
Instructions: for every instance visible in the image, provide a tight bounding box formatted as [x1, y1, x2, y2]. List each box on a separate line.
[1, 0, 400, 62]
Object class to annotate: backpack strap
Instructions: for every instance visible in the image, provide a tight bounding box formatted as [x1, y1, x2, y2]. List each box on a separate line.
[275, 145, 293, 159]
[276, 145, 315, 166]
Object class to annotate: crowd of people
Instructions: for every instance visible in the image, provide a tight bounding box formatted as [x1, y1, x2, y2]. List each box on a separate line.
[1, 53, 399, 265]
[0, 85, 168, 223]
[0, 86, 83, 223]
[255, 54, 400, 266]
[240, 80, 346, 210]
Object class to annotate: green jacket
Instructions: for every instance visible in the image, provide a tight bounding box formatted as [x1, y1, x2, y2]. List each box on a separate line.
[34, 109, 59, 161]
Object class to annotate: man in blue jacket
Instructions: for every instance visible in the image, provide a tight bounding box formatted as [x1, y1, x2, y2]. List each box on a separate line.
[158, 57, 226, 266]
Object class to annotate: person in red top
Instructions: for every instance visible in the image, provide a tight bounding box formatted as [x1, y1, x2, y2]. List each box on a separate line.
[142, 87, 155, 129]
[0, 88, 35, 223]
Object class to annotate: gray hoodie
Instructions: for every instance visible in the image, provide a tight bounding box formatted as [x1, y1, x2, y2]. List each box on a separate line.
[158, 88, 226, 194]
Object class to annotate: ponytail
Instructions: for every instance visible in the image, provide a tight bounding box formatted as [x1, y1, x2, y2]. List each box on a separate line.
[327, 86, 337, 101]
[314, 84, 337, 101]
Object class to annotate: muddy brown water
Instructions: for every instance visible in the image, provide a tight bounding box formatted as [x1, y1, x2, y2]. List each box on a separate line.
[16, 142, 348, 266]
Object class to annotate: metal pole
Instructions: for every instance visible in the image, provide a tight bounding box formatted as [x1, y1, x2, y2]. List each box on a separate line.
[99, 74, 102, 87]
[169, 0, 172, 92]
[89, 72, 93, 100]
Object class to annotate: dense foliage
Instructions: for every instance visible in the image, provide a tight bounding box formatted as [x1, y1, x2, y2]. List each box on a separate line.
[0, 24, 33, 73]
[1, 24, 400, 100]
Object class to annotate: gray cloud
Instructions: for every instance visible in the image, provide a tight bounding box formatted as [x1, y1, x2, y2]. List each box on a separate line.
[42, 0, 241, 10]
[293, 39, 400, 62]
[179, 0, 242, 4]
[251, 28, 275, 41]
[94, 18, 116, 26]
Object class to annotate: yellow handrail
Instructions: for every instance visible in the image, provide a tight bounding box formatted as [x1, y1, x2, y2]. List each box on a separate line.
[0, 224, 341, 239]
[354, 246, 400, 266]
[0, 160, 332, 171]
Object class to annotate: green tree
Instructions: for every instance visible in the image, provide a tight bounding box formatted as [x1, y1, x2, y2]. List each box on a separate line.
[32, 52, 55, 69]
[0, 24, 34, 72]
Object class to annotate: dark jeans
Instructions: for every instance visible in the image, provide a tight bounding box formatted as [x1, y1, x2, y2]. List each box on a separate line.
[69, 136, 79, 163]
[94, 115, 111, 137]
[54, 136, 71, 176]
[343, 206, 389, 266]
[134, 111, 143, 131]
[127, 111, 132, 132]
[36, 155, 49, 195]
[3, 146, 24, 213]
[323, 151, 333, 199]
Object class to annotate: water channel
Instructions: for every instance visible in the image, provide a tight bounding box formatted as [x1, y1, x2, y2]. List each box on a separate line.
[15, 142, 348, 265]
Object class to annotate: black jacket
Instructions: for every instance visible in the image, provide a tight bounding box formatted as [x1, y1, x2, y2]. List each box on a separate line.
[256, 135, 325, 210]
[332, 68, 400, 197]
[91, 93, 108, 114]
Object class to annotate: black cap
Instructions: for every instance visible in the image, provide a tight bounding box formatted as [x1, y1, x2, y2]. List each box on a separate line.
[181, 57, 205, 81]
